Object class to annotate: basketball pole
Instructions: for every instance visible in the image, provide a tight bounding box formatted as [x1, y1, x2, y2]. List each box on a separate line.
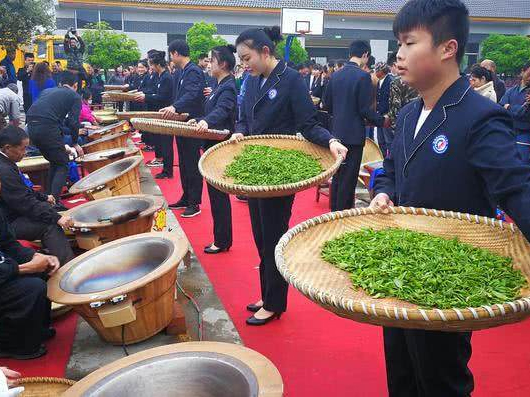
[284, 34, 296, 62]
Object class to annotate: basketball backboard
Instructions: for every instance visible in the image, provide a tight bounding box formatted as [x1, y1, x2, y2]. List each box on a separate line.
[281, 8, 324, 36]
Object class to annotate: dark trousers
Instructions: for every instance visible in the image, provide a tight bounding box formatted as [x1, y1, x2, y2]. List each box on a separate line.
[384, 327, 474, 397]
[28, 122, 69, 200]
[204, 140, 232, 248]
[377, 127, 394, 158]
[176, 136, 203, 205]
[331, 144, 364, 211]
[11, 217, 74, 265]
[159, 134, 175, 176]
[0, 275, 50, 352]
[23, 94, 32, 114]
[248, 195, 294, 312]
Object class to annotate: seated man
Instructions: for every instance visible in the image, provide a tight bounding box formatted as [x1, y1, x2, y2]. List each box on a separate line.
[0, 180, 60, 360]
[0, 125, 75, 265]
[0, 83, 22, 130]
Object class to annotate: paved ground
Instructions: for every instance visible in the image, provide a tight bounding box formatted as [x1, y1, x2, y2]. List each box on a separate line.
[65, 162, 241, 380]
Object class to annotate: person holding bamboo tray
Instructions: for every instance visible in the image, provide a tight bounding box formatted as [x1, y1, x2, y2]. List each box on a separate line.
[189, 45, 238, 254]
[371, 1, 530, 395]
[232, 27, 348, 326]
[133, 51, 174, 180]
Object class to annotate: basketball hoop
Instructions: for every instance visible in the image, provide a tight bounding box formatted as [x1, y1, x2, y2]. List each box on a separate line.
[296, 30, 311, 36]
[281, 8, 323, 62]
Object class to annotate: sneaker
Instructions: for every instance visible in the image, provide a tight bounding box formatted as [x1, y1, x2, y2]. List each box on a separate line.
[168, 199, 189, 209]
[146, 159, 163, 167]
[155, 171, 173, 179]
[236, 195, 248, 202]
[143, 145, 154, 152]
[181, 205, 201, 218]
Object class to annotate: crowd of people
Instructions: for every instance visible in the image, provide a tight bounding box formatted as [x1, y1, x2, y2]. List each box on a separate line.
[1, 0, 530, 395]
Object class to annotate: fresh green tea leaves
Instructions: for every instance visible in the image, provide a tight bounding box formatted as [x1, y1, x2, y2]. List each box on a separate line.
[225, 145, 323, 186]
[321, 228, 528, 309]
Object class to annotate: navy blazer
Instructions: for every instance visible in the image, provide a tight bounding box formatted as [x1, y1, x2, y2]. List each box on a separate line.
[376, 74, 394, 115]
[374, 77, 530, 239]
[235, 60, 333, 147]
[200, 75, 237, 132]
[172, 61, 206, 118]
[323, 61, 384, 145]
[144, 70, 173, 111]
[499, 84, 530, 135]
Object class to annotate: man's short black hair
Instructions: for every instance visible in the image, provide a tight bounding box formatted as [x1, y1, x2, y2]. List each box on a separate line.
[393, 0, 469, 64]
[24, 52, 34, 60]
[168, 40, 190, 57]
[349, 40, 371, 58]
[0, 125, 29, 148]
[198, 53, 208, 60]
[522, 62, 530, 72]
[60, 71, 77, 86]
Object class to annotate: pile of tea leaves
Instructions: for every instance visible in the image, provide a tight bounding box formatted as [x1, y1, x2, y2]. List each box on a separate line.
[225, 144, 323, 185]
[321, 228, 527, 309]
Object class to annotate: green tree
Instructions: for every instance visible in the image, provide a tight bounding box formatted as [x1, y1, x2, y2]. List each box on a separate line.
[186, 21, 227, 63]
[276, 36, 309, 65]
[82, 22, 141, 71]
[0, 0, 55, 52]
[481, 34, 530, 75]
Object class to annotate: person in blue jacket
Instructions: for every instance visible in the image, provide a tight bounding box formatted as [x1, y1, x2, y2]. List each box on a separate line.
[233, 26, 348, 326]
[134, 51, 174, 180]
[499, 62, 530, 160]
[189, 45, 238, 254]
[161, 40, 206, 218]
[371, 1, 530, 395]
[29, 62, 56, 103]
[0, 50, 17, 86]
[323, 40, 388, 211]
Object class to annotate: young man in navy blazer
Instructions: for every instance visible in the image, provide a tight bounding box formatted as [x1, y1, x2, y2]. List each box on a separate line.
[372, 1, 530, 395]
[323, 40, 389, 211]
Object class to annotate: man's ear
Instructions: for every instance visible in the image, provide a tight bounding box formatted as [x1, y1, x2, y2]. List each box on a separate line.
[441, 39, 459, 62]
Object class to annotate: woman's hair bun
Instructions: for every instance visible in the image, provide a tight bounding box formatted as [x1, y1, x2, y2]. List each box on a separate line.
[263, 26, 283, 43]
[226, 44, 237, 53]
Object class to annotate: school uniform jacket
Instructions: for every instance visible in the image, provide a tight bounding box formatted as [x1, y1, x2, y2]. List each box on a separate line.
[374, 76, 530, 239]
[171, 61, 206, 119]
[144, 70, 173, 111]
[235, 60, 333, 147]
[322, 61, 385, 146]
[199, 75, 237, 132]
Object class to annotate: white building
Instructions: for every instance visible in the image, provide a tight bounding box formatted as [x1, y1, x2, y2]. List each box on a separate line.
[55, 0, 530, 67]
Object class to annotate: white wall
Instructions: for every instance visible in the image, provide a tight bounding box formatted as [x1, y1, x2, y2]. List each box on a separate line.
[370, 40, 389, 63]
[126, 32, 168, 58]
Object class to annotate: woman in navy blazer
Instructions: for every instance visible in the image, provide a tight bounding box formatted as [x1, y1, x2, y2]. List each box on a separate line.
[233, 26, 347, 326]
[190, 45, 238, 254]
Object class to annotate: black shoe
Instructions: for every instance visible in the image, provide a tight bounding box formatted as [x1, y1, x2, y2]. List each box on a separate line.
[204, 244, 230, 254]
[246, 303, 262, 313]
[155, 171, 173, 179]
[0, 344, 47, 360]
[246, 312, 282, 326]
[143, 145, 154, 152]
[42, 327, 56, 341]
[168, 199, 189, 209]
[236, 195, 248, 202]
[181, 205, 201, 218]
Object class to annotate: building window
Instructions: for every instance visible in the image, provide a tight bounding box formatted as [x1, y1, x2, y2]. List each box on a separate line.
[54, 42, 66, 60]
[36, 41, 47, 59]
[76, 9, 99, 29]
[100, 10, 123, 30]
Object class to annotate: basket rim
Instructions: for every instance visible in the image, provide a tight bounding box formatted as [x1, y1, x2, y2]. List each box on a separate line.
[275, 206, 530, 325]
[198, 134, 342, 196]
[16, 376, 76, 386]
[131, 117, 229, 134]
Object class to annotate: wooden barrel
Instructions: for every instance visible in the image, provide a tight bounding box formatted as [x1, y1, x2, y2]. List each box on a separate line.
[87, 121, 129, 142]
[82, 131, 129, 154]
[77, 146, 140, 174]
[64, 194, 165, 249]
[47, 233, 189, 345]
[69, 156, 142, 200]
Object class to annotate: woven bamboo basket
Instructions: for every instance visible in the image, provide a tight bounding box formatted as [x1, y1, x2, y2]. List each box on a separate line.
[104, 84, 129, 92]
[275, 206, 530, 332]
[16, 377, 75, 396]
[102, 90, 138, 102]
[199, 135, 342, 198]
[117, 111, 189, 122]
[130, 118, 229, 141]
[69, 156, 143, 200]
[82, 131, 129, 154]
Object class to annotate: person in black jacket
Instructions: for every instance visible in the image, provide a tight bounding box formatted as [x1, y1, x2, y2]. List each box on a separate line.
[0, 126, 74, 265]
[134, 51, 174, 179]
[26, 71, 84, 205]
[234, 27, 347, 326]
[189, 45, 238, 254]
[323, 40, 389, 211]
[86, 64, 104, 105]
[0, 179, 60, 360]
[17, 53, 35, 113]
[161, 40, 206, 218]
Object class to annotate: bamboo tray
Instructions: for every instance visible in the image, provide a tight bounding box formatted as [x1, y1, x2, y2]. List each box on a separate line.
[102, 90, 138, 102]
[275, 206, 530, 332]
[104, 84, 129, 92]
[15, 377, 75, 396]
[93, 109, 116, 117]
[130, 118, 229, 141]
[199, 134, 342, 198]
[117, 111, 189, 122]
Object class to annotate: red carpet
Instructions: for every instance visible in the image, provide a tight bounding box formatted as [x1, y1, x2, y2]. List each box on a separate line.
[146, 148, 530, 397]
